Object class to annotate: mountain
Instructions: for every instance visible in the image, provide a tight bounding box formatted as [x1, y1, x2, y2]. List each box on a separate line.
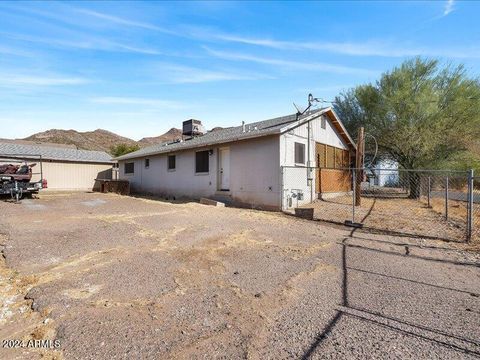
[23, 129, 139, 153]
[138, 128, 182, 146]
[21, 127, 183, 154]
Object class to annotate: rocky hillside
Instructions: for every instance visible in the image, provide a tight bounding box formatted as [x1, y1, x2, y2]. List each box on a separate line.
[23, 129, 138, 153]
[138, 128, 182, 146]
[22, 127, 182, 154]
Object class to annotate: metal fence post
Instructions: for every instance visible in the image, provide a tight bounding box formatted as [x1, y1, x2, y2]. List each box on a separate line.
[352, 169, 356, 224]
[427, 176, 431, 208]
[445, 176, 449, 220]
[467, 169, 474, 242]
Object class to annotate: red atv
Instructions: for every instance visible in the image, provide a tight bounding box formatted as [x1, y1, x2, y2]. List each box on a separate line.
[0, 163, 36, 182]
[0, 159, 46, 202]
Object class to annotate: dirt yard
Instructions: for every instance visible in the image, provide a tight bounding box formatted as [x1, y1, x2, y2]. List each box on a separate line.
[308, 194, 478, 242]
[1, 192, 479, 359]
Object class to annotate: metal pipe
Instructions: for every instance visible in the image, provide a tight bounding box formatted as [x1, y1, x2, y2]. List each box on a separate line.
[39, 155, 43, 184]
[467, 169, 474, 242]
[445, 176, 449, 220]
[352, 169, 356, 223]
[427, 176, 431, 208]
[280, 166, 284, 211]
[307, 118, 313, 203]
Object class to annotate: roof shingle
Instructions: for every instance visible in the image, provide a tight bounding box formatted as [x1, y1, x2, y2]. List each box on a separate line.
[0, 142, 113, 163]
[114, 111, 323, 160]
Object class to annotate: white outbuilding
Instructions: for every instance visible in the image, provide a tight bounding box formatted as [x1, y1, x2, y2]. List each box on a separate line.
[0, 141, 114, 191]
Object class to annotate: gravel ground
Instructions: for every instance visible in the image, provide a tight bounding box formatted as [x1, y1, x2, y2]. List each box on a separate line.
[306, 195, 474, 242]
[0, 192, 479, 359]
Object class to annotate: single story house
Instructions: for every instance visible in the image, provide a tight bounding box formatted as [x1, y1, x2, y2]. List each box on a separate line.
[115, 107, 356, 210]
[0, 141, 114, 191]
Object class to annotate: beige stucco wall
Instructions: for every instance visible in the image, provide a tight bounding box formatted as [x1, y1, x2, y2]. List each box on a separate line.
[29, 161, 112, 191]
[119, 135, 281, 209]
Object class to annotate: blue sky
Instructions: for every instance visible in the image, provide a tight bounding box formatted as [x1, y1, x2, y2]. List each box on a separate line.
[1, 0, 479, 140]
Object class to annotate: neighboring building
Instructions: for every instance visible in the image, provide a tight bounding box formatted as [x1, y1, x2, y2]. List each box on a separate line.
[115, 107, 356, 210]
[0, 141, 114, 191]
[369, 160, 399, 187]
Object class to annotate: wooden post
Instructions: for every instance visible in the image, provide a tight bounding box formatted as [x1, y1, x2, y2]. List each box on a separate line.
[355, 127, 364, 206]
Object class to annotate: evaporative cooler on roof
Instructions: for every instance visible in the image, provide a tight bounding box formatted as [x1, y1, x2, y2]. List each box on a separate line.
[182, 119, 205, 137]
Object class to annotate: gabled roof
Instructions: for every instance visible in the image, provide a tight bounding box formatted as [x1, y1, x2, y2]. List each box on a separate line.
[0, 142, 113, 163]
[281, 107, 356, 149]
[115, 107, 354, 161]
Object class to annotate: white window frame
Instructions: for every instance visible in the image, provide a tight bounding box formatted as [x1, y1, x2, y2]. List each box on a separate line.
[294, 142, 306, 165]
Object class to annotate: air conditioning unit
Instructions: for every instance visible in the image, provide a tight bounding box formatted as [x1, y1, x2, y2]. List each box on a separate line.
[182, 119, 205, 137]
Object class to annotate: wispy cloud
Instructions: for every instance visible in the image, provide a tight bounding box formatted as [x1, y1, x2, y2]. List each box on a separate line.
[444, 0, 455, 16]
[211, 32, 480, 59]
[74, 8, 175, 35]
[0, 73, 89, 87]
[0, 44, 35, 57]
[91, 97, 183, 109]
[158, 64, 272, 84]
[294, 84, 354, 95]
[0, 31, 163, 55]
[204, 47, 378, 76]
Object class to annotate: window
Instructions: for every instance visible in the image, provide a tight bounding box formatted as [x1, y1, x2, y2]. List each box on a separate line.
[145, 158, 150, 168]
[125, 162, 134, 174]
[321, 116, 326, 129]
[168, 155, 176, 170]
[294, 142, 305, 164]
[195, 151, 209, 173]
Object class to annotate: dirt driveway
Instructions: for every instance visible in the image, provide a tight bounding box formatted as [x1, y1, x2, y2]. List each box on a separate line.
[1, 193, 479, 359]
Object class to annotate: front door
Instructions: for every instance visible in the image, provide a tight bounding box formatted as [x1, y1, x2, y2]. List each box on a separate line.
[219, 147, 230, 191]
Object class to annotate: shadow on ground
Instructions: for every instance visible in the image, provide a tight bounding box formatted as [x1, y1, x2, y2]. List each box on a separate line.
[301, 224, 480, 359]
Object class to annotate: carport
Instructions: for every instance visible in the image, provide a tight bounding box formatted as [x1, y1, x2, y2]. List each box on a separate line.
[0, 141, 114, 191]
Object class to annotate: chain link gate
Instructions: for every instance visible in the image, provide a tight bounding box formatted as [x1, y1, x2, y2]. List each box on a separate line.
[282, 166, 477, 242]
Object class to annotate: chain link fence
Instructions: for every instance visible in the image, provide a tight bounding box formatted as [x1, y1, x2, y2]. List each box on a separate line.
[282, 166, 477, 242]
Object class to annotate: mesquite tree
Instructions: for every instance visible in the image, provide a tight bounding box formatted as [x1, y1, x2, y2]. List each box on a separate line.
[334, 58, 480, 198]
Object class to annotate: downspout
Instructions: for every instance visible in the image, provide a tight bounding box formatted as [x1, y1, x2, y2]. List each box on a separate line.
[39, 155, 43, 184]
[308, 118, 313, 203]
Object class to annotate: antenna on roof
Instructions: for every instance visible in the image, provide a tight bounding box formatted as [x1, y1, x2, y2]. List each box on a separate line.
[293, 102, 305, 115]
[295, 93, 321, 119]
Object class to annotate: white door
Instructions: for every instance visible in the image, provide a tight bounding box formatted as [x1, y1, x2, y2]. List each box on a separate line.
[219, 147, 230, 191]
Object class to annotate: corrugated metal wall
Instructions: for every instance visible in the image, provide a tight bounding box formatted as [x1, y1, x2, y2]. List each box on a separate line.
[30, 161, 112, 191]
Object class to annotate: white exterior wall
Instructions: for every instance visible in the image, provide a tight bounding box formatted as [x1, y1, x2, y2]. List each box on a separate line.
[280, 114, 349, 210]
[229, 136, 280, 209]
[119, 136, 281, 209]
[120, 147, 217, 198]
[372, 160, 399, 186]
